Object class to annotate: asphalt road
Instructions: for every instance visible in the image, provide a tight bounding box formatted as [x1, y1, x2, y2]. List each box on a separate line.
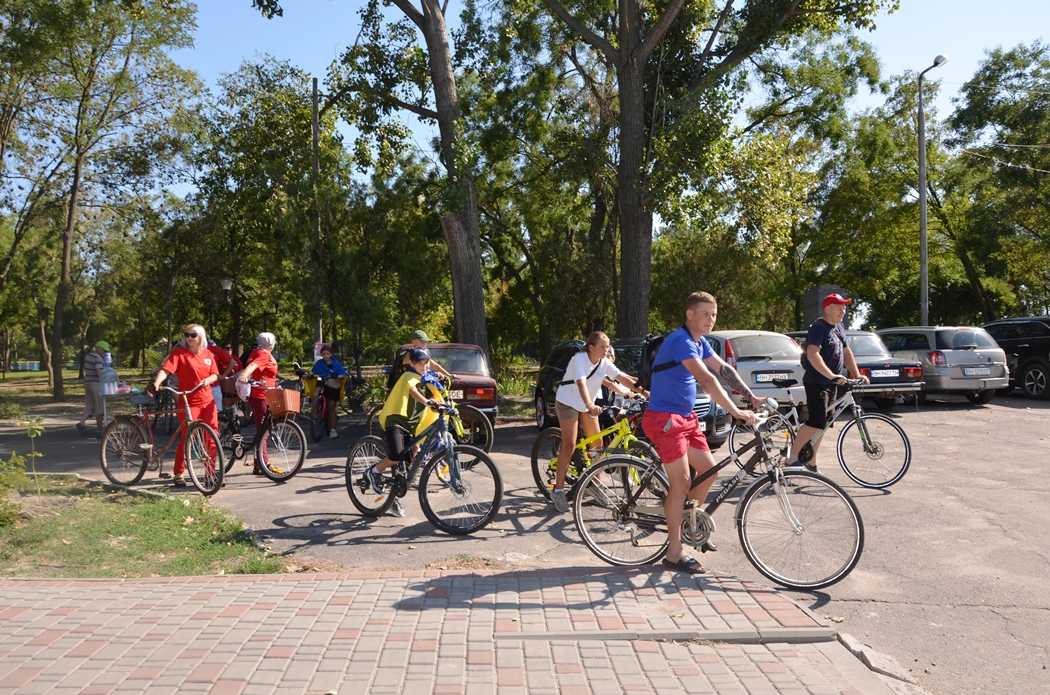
[3, 394, 1048, 695]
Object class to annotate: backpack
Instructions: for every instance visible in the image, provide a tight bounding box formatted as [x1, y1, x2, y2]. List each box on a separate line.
[636, 329, 681, 390]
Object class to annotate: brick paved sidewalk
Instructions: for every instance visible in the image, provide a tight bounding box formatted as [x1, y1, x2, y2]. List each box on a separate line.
[0, 567, 894, 695]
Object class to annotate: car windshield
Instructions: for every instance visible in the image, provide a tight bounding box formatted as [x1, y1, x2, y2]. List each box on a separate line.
[848, 334, 891, 357]
[731, 335, 802, 361]
[935, 328, 998, 350]
[426, 347, 490, 376]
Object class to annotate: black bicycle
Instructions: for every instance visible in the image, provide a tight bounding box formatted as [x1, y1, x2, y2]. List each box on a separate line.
[218, 379, 307, 482]
[345, 402, 502, 535]
[572, 401, 865, 590]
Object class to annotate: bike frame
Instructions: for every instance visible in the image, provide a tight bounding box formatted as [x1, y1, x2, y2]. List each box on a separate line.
[387, 407, 463, 491]
[131, 385, 209, 469]
[571, 410, 643, 465]
[625, 419, 776, 522]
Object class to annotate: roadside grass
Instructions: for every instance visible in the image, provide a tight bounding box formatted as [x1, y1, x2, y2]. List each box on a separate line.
[0, 475, 287, 578]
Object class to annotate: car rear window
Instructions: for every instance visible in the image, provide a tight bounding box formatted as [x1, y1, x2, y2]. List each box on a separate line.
[848, 334, 891, 357]
[731, 335, 802, 360]
[935, 328, 998, 350]
[427, 347, 490, 375]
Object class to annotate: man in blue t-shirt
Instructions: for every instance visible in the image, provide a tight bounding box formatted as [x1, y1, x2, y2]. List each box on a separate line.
[642, 291, 760, 575]
[788, 292, 868, 470]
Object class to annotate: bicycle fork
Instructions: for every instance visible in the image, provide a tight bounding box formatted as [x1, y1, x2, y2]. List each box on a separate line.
[772, 469, 804, 535]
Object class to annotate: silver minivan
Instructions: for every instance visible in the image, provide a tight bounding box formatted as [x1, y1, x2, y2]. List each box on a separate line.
[877, 326, 1009, 404]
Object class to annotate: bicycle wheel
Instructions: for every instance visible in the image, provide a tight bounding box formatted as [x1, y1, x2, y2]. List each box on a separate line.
[728, 414, 796, 468]
[185, 422, 224, 496]
[604, 438, 660, 464]
[836, 413, 911, 489]
[418, 444, 502, 535]
[309, 396, 327, 442]
[737, 469, 864, 590]
[254, 418, 307, 482]
[573, 455, 670, 567]
[99, 417, 149, 486]
[455, 404, 494, 452]
[345, 435, 397, 517]
[529, 427, 586, 501]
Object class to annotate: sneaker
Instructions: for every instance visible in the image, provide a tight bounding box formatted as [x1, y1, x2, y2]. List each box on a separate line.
[172, 476, 187, 488]
[268, 465, 285, 476]
[365, 465, 384, 493]
[329, 430, 339, 439]
[389, 499, 406, 517]
[551, 487, 569, 513]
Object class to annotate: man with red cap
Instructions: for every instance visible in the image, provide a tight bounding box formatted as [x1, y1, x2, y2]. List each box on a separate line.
[789, 292, 868, 470]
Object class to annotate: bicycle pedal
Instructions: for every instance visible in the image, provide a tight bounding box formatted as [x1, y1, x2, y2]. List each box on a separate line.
[230, 434, 244, 443]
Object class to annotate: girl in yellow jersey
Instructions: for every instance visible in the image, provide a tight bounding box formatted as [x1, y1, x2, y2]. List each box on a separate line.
[366, 348, 437, 515]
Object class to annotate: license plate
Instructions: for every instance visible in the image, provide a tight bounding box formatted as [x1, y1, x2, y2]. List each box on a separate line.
[698, 420, 707, 432]
[449, 389, 464, 400]
[871, 369, 899, 378]
[755, 372, 792, 383]
[963, 367, 991, 376]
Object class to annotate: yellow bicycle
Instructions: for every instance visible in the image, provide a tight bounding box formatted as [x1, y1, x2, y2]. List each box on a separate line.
[530, 400, 657, 501]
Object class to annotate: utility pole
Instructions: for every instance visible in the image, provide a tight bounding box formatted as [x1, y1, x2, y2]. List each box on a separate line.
[311, 77, 324, 347]
[917, 55, 947, 326]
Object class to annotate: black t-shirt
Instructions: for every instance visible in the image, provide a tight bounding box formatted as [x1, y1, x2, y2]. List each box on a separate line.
[803, 319, 847, 385]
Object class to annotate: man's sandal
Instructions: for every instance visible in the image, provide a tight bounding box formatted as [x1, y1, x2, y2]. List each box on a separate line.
[661, 556, 706, 574]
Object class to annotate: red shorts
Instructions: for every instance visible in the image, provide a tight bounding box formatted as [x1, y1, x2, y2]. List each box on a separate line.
[642, 410, 709, 463]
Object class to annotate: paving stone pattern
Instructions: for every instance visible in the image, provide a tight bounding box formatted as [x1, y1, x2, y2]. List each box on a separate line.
[0, 568, 894, 695]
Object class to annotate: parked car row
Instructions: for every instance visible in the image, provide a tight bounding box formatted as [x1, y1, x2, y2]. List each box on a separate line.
[532, 317, 1046, 436]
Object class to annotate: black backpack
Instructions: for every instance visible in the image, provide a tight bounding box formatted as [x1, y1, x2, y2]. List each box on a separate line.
[636, 329, 680, 390]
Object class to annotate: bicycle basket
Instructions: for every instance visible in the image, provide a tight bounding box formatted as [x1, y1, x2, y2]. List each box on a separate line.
[266, 387, 301, 416]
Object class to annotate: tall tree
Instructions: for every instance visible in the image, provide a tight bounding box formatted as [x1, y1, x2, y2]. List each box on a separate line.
[34, 0, 199, 397]
[254, 0, 490, 353]
[537, 0, 895, 337]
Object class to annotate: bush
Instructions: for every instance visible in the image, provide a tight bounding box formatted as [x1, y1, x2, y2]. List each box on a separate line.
[490, 348, 538, 397]
[0, 452, 27, 528]
[0, 398, 26, 421]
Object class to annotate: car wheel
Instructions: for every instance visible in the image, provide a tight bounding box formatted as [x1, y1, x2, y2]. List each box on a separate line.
[966, 391, 992, 405]
[875, 397, 896, 412]
[534, 392, 549, 430]
[1020, 361, 1050, 400]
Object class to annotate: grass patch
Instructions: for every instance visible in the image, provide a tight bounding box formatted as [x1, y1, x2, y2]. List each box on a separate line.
[0, 476, 287, 578]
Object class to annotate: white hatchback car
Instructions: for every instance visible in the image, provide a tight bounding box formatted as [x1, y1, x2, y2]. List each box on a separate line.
[705, 331, 807, 406]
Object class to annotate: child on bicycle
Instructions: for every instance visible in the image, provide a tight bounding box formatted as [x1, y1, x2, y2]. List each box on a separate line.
[366, 347, 438, 516]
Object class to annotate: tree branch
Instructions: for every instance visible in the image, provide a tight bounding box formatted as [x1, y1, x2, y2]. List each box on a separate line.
[540, 0, 619, 65]
[700, 0, 734, 62]
[390, 0, 424, 28]
[637, 0, 687, 62]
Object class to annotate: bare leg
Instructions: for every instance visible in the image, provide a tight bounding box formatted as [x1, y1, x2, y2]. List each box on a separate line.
[790, 424, 823, 467]
[554, 414, 580, 489]
[663, 455, 691, 562]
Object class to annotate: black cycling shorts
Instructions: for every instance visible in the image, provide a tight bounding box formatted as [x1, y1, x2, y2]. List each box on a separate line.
[322, 384, 341, 404]
[804, 382, 840, 429]
[383, 423, 413, 462]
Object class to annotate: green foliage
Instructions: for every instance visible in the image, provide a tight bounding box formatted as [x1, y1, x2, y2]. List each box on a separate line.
[0, 452, 27, 528]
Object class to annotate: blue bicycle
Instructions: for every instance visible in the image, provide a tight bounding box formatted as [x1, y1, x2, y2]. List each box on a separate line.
[345, 402, 502, 535]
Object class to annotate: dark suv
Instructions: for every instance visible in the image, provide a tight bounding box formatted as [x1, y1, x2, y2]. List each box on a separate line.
[532, 339, 730, 450]
[983, 317, 1050, 399]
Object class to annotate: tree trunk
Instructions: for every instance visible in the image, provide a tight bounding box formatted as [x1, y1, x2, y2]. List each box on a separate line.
[51, 155, 83, 400]
[38, 319, 53, 391]
[420, 2, 488, 353]
[616, 60, 653, 339]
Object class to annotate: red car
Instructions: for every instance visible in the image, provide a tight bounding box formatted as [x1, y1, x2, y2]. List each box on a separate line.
[389, 342, 498, 421]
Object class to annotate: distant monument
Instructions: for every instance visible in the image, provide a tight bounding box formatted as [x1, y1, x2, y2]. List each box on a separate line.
[803, 284, 849, 326]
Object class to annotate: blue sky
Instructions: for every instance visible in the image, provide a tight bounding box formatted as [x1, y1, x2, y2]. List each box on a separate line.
[171, 0, 1049, 140]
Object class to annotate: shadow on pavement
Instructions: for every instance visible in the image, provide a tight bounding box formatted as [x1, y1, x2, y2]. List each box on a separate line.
[390, 564, 755, 613]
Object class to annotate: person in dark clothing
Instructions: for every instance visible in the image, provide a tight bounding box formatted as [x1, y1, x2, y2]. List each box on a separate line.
[788, 293, 869, 471]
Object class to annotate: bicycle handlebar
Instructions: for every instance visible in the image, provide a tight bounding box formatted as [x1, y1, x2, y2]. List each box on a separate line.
[159, 381, 211, 397]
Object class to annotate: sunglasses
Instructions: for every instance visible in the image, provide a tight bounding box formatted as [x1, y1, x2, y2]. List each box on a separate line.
[184, 332, 199, 339]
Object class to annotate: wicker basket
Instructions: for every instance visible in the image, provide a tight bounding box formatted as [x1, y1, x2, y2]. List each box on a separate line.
[265, 388, 301, 416]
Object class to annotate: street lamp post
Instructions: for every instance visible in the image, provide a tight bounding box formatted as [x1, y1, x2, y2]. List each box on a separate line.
[918, 54, 947, 326]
